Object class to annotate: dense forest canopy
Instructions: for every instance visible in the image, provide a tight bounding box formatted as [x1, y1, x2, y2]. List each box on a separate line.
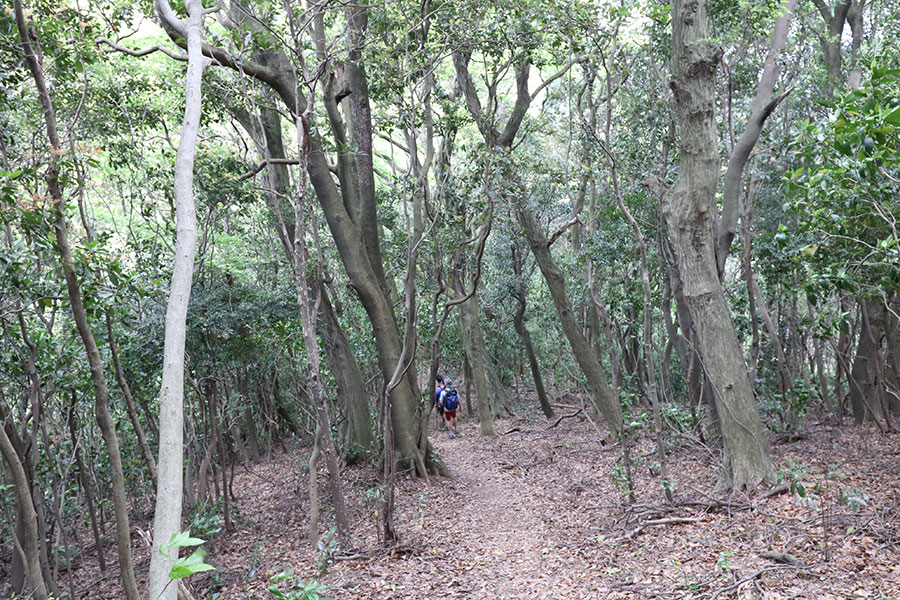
[1, 0, 899, 597]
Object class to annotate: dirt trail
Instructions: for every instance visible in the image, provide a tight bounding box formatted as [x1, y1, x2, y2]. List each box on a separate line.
[415, 419, 618, 600]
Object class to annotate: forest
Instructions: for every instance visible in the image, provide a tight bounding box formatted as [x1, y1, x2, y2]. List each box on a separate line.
[1, 0, 899, 597]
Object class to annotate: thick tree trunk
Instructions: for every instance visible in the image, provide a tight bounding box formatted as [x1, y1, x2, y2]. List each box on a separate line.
[234, 106, 374, 454]
[849, 299, 885, 425]
[665, 0, 775, 490]
[149, 1, 203, 598]
[813, 0, 852, 85]
[319, 286, 375, 452]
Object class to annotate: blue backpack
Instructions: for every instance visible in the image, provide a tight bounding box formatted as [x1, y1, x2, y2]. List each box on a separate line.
[442, 386, 459, 411]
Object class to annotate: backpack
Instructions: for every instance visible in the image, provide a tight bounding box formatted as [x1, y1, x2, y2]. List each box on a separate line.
[442, 387, 459, 411]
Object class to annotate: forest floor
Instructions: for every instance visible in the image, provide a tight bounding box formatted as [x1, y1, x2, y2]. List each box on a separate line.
[192, 407, 900, 600]
[12, 406, 900, 600]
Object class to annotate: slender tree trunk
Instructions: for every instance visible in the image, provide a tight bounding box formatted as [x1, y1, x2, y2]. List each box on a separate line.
[68, 393, 107, 573]
[455, 287, 496, 435]
[106, 313, 158, 486]
[515, 200, 623, 435]
[289, 103, 352, 550]
[510, 253, 554, 418]
[716, 0, 798, 273]
[0, 421, 49, 600]
[14, 1, 139, 592]
[665, 0, 775, 490]
[148, 1, 204, 597]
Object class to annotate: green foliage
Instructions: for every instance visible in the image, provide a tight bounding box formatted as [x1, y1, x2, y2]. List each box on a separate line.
[786, 64, 900, 300]
[160, 531, 215, 580]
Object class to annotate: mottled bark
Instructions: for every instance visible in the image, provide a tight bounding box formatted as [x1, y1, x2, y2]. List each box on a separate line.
[664, 0, 775, 490]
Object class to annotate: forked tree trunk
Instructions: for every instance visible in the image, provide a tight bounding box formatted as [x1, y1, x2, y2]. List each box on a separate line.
[148, 0, 204, 598]
[664, 0, 775, 491]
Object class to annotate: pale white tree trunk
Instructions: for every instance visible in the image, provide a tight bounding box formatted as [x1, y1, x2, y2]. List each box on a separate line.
[149, 0, 204, 598]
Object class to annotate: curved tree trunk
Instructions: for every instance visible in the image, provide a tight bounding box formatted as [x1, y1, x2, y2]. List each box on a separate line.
[148, 1, 204, 598]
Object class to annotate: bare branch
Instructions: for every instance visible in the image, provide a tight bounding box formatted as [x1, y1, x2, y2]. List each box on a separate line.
[96, 37, 188, 61]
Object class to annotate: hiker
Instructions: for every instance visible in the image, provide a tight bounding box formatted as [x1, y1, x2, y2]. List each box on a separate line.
[434, 374, 445, 429]
[438, 378, 460, 438]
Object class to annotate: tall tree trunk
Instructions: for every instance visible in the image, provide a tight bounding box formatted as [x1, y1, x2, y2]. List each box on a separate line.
[290, 110, 352, 549]
[14, 1, 139, 593]
[665, 0, 775, 490]
[512, 301, 553, 419]
[106, 313, 158, 486]
[319, 286, 375, 452]
[148, 1, 204, 598]
[813, 0, 852, 85]
[68, 393, 107, 573]
[849, 299, 885, 425]
[233, 106, 374, 453]
[716, 0, 798, 273]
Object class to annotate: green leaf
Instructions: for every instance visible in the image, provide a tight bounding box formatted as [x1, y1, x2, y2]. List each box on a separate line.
[165, 531, 206, 550]
[169, 549, 215, 579]
[885, 106, 900, 126]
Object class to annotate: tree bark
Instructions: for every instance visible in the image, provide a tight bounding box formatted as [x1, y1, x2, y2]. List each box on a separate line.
[106, 313, 158, 486]
[0, 419, 49, 600]
[454, 285, 496, 435]
[665, 0, 775, 490]
[849, 299, 885, 425]
[812, 0, 852, 85]
[515, 202, 623, 434]
[513, 270, 552, 419]
[148, 1, 204, 598]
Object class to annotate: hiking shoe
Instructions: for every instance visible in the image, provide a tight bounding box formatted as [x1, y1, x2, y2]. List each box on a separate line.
[448, 433, 454, 439]
[453, 429, 459, 435]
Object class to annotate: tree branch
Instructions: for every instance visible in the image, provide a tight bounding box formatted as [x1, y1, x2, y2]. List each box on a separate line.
[96, 37, 187, 61]
[716, 0, 799, 278]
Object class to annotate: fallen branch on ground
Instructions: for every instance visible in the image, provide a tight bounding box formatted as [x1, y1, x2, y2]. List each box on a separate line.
[546, 409, 583, 430]
[626, 517, 702, 539]
[759, 551, 804, 566]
